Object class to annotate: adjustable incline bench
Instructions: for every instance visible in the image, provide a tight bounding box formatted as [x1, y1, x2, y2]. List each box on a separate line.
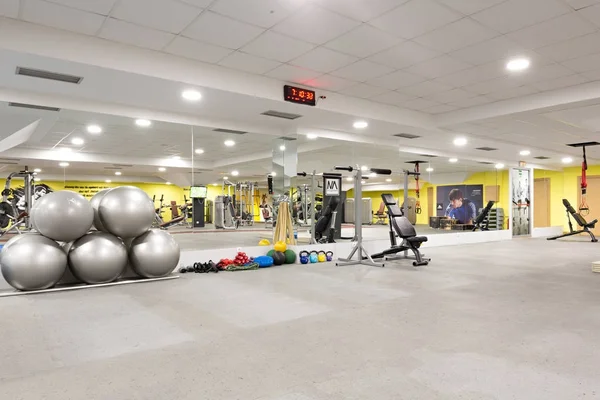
[548, 199, 598, 242]
[370, 193, 430, 266]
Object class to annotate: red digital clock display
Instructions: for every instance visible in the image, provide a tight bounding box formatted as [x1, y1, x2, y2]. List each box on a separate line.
[284, 85, 316, 106]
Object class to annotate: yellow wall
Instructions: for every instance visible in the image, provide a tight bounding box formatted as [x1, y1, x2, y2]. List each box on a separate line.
[347, 188, 430, 225]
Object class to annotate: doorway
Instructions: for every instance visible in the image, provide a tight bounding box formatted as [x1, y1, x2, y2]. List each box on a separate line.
[578, 176, 600, 235]
[534, 178, 551, 228]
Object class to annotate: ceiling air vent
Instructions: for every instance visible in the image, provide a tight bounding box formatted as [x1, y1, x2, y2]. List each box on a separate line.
[476, 147, 498, 151]
[112, 164, 133, 168]
[213, 128, 247, 135]
[261, 110, 302, 120]
[0, 159, 20, 165]
[8, 102, 60, 112]
[278, 136, 297, 141]
[16, 67, 83, 84]
[567, 141, 600, 147]
[419, 154, 437, 158]
[394, 133, 421, 139]
[534, 156, 550, 160]
[478, 161, 494, 165]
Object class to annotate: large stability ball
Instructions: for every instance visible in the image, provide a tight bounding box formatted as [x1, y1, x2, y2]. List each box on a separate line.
[0, 235, 67, 291]
[98, 186, 155, 238]
[129, 230, 180, 278]
[67, 232, 128, 284]
[31, 190, 94, 242]
[90, 189, 111, 232]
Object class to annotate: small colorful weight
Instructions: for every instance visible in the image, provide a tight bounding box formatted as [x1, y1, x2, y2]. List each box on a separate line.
[318, 251, 326, 263]
[254, 256, 274, 268]
[326, 251, 334, 262]
[274, 241, 287, 252]
[258, 239, 271, 246]
[299, 251, 309, 264]
[309, 251, 318, 263]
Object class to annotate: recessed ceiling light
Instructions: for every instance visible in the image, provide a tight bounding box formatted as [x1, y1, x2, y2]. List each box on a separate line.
[449, 158, 458, 163]
[506, 58, 530, 72]
[562, 157, 573, 164]
[353, 121, 368, 129]
[135, 119, 152, 127]
[346, 177, 353, 182]
[223, 176, 229, 180]
[59, 162, 69, 167]
[115, 171, 122, 176]
[370, 172, 377, 177]
[105, 179, 112, 183]
[520, 150, 531, 156]
[279, 145, 286, 151]
[34, 177, 41, 182]
[232, 170, 239, 176]
[361, 165, 368, 171]
[166, 181, 172, 185]
[213, 183, 219, 186]
[385, 178, 392, 182]
[271, 172, 277, 176]
[34, 168, 41, 173]
[195, 148, 204, 155]
[495, 163, 505, 169]
[87, 124, 102, 134]
[172, 155, 181, 160]
[453, 137, 467, 146]
[224, 140, 235, 147]
[361, 180, 366, 184]
[426, 167, 434, 172]
[182, 89, 202, 101]
[71, 137, 84, 145]
[307, 133, 318, 139]
[158, 167, 166, 172]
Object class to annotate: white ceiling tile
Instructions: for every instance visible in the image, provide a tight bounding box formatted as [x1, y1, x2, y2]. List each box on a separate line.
[578, 3, 600, 26]
[210, 0, 304, 28]
[447, 95, 495, 108]
[400, 97, 442, 110]
[537, 32, 600, 63]
[435, 62, 506, 87]
[400, 80, 455, 97]
[423, 104, 459, 114]
[370, 0, 462, 39]
[164, 36, 232, 63]
[272, 5, 359, 45]
[413, 18, 498, 53]
[241, 31, 315, 62]
[471, 0, 571, 33]
[439, 0, 506, 15]
[405, 55, 471, 79]
[531, 74, 590, 91]
[22, 0, 106, 35]
[487, 85, 539, 100]
[566, 0, 600, 9]
[0, 0, 18, 18]
[582, 69, 600, 80]
[448, 36, 526, 65]
[562, 53, 600, 72]
[218, 52, 281, 74]
[314, 0, 407, 22]
[42, 0, 118, 15]
[266, 65, 322, 84]
[370, 91, 416, 106]
[513, 63, 574, 85]
[507, 13, 596, 49]
[337, 84, 390, 99]
[183, 11, 264, 50]
[330, 60, 394, 82]
[111, 0, 201, 34]
[367, 41, 440, 69]
[325, 25, 402, 58]
[427, 88, 476, 104]
[366, 70, 426, 89]
[291, 47, 358, 73]
[179, 0, 212, 7]
[463, 76, 522, 95]
[305, 74, 357, 91]
[99, 18, 175, 50]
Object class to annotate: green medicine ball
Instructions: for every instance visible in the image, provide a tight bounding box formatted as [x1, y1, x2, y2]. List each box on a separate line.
[267, 249, 276, 258]
[284, 249, 296, 264]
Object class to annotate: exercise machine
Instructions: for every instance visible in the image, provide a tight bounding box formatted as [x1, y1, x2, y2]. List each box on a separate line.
[0, 167, 36, 237]
[335, 166, 392, 268]
[297, 171, 318, 243]
[370, 194, 430, 266]
[472, 201, 495, 232]
[215, 179, 238, 230]
[547, 199, 598, 242]
[234, 181, 257, 227]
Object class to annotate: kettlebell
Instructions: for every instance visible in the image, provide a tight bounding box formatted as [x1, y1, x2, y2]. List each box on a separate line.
[318, 251, 326, 263]
[326, 251, 334, 262]
[309, 251, 318, 263]
[299, 251, 310, 265]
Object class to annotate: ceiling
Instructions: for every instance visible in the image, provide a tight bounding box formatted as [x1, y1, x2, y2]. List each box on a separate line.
[0, 0, 600, 184]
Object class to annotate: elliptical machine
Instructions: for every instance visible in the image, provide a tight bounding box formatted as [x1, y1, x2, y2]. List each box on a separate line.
[0, 167, 36, 237]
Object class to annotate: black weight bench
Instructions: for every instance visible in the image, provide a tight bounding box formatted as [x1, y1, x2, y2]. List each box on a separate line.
[548, 199, 598, 242]
[370, 193, 429, 266]
[472, 201, 495, 232]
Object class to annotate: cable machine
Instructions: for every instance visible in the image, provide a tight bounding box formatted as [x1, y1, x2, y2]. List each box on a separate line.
[0, 167, 36, 237]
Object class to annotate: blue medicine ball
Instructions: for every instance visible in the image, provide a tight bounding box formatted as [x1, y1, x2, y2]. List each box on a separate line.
[255, 256, 274, 268]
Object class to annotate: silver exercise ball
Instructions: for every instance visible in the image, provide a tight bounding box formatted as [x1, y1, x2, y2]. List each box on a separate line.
[98, 186, 155, 238]
[31, 190, 94, 242]
[129, 229, 180, 278]
[0, 235, 67, 291]
[67, 232, 128, 284]
[90, 189, 111, 232]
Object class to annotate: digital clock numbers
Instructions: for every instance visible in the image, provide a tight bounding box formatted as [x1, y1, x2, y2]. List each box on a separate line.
[283, 85, 316, 106]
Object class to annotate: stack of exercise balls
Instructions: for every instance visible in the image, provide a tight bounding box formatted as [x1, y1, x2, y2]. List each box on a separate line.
[266, 241, 296, 266]
[0, 186, 181, 291]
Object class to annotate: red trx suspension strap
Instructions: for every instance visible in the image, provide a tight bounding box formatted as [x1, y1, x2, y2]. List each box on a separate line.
[415, 162, 422, 214]
[580, 145, 589, 216]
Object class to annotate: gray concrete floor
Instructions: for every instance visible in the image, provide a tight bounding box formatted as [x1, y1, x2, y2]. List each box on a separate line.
[1, 238, 599, 399]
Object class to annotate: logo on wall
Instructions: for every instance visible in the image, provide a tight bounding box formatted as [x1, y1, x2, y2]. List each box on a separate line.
[325, 178, 340, 196]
